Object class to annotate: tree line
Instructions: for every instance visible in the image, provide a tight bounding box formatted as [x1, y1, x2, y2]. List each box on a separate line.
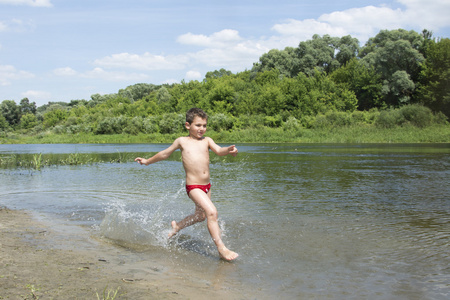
[1, 29, 449, 136]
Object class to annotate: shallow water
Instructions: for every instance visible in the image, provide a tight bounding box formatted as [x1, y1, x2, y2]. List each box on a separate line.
[1, 143, 449, 299]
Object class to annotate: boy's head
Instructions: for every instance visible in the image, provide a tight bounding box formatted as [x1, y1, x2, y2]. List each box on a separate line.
[186, 108, 208, 124]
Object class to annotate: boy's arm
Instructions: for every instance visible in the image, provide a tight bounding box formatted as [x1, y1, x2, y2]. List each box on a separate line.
[135, 138, 181, 165]
[207, 137, 238, 157]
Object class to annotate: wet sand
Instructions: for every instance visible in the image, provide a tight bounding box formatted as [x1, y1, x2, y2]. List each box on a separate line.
[0, 207, 248, 299]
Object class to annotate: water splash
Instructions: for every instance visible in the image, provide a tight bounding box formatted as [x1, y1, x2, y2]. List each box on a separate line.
[99, 184, 187, 249]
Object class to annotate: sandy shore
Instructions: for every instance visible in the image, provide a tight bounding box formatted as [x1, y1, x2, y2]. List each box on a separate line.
[0, 207, 249, 299]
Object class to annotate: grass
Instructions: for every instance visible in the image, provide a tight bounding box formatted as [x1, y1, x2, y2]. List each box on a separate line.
[0, 153, 117, 169]
[1, 124, 449, 145]
[96, 286, 120, 300]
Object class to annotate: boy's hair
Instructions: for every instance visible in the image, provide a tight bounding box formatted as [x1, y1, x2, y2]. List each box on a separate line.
[186, 108, 208, 124]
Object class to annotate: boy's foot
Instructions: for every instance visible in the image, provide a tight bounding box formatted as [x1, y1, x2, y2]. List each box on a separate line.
[218, 247, 239, 261]
[168, 221, 180, 238]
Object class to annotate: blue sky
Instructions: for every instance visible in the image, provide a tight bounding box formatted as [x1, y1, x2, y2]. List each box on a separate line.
[1, 0, 449, 107]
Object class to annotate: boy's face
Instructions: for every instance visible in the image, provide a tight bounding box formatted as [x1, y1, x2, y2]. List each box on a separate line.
[185, 116, 207, 139]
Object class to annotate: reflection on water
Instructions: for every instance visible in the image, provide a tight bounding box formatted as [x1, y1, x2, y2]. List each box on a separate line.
[0, 143, 449, 299]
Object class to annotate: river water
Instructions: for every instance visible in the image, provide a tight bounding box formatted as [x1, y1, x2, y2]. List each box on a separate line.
[1, 143, 449, 299]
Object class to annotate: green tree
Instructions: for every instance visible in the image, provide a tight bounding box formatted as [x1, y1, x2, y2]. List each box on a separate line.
[251, 47, 300, 78]
[290, 71, 358, 117]
[296, 34, 359, 76]
[118, 83, 157, 102]
[43, 108, 68, 128]
[331, 58, 383, 110]
[20, 113, 38, 129]
[260, 85, 286, 115]
[206, 81, 235, 113]
[382, 71, 415, 105]
[417, 38, 450, 117]
[19, 98, 37, 115]
[0, 100, 21, 126]
[360, 29, 425, 107]
[204, 68, 233, 81]
[0, 114, 9, 130]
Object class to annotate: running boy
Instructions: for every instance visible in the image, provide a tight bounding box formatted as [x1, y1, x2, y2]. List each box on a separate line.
[135, 108, 239, 261]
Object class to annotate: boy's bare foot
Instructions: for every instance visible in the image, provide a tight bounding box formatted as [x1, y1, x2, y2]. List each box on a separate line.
[168, 221, 180, 238]
[218, 247, 239, 261]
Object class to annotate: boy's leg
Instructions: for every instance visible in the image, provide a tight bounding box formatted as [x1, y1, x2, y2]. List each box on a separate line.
[168, 204, 205, 238]
[185, 189, 238, 261]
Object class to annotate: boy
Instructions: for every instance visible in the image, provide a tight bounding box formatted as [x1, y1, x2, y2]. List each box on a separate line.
[135, 108, 239, 261]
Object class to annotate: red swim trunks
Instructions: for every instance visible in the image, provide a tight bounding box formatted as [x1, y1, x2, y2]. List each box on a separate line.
[186, 183, 211, 196]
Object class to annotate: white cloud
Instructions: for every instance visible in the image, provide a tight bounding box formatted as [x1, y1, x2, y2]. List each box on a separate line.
[0, 0, 52, 7]
[162, 78, 179, 85]
[53, 67, 77, 76]
[94, 52, 188, 71]
[54, 66, 150, 83]
[177, 29, 243, 47]
[0, 19, 35, 32]
[82, 67, 150, 82]
[0, 64, 34, 86]
[185, 70, 202, 81]
[65, 1, 450, 87]
[186, 40, 268, 71]
[177, 30, 270, 71]
[272, 0, 450, 45]
[398, 0, 450, 29]
[272, 18, 349, 41]
[0, 21, 7, 32]
[21, 90, 51, 100]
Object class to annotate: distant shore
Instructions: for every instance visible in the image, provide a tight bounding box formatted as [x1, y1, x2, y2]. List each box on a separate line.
[2, 124, 449, 144]
[0, 207, 249, 299]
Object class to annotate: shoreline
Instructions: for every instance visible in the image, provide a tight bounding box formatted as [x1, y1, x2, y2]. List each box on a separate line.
[0, 207, 251, 299]
[1, 123, 449, 144]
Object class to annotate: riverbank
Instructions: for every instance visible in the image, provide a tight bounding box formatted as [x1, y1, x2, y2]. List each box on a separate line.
[1, 124, 450, 144]
[0, 207, 249, 300]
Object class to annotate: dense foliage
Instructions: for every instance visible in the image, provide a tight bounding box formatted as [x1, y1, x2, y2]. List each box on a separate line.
[1, 29, 449, 139]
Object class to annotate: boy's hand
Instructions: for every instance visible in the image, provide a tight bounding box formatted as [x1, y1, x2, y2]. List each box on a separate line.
[228, 145, 238, 157]
[134, 157, 147, 165]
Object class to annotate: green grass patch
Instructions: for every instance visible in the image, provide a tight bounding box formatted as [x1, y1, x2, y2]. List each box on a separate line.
[1, 124, 449, 145]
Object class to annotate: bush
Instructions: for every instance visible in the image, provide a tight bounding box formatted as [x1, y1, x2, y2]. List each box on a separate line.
[52, 125, 66, 134]
[434, 112, 449, 125]
[123, 116, 144, 135]
[143, 116, 160, 133]
[209, 113, 234, 131]
[159, 113, 184, 134]
[66, 124, 91, 134]
[351, 111, 367, 124]
[283, 116, 301, 131]
[236, 114, 265, 129]
[0, 115, 9, 130]
[20, 113, 38, 129]
[376, 105, 435, 128]
[313, 111, 352, 128]
[312, 114, 328, 129]
[325, 111, 352, 126]
[376, 109, 405, 128]
[95, 116, 128, 134]
[43, 109, 68, 128]
[264, 115, 283, 128]
[399, 105, 433, 128]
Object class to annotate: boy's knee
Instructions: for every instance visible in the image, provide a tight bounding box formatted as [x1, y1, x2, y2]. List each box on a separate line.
[195, 211, 206, 222]
[206, 209, 218, 220]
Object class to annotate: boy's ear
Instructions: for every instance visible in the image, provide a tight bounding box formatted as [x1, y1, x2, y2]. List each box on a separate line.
[185, 122, 190, 129]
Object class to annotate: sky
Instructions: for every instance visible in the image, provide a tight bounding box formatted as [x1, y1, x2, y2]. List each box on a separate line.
[1, 0, 449, 107]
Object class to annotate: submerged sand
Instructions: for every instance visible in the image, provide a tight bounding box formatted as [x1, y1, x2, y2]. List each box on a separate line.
[0, 207, 249, 299]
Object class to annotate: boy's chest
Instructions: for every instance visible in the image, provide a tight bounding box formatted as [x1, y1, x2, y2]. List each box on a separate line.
[181, 139, 209, 156]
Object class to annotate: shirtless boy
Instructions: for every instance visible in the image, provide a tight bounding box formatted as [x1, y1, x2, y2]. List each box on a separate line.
[134, 108, 239, 261]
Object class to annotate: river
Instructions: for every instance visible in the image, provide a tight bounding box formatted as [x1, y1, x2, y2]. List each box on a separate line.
[0, 143, 449, 299]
